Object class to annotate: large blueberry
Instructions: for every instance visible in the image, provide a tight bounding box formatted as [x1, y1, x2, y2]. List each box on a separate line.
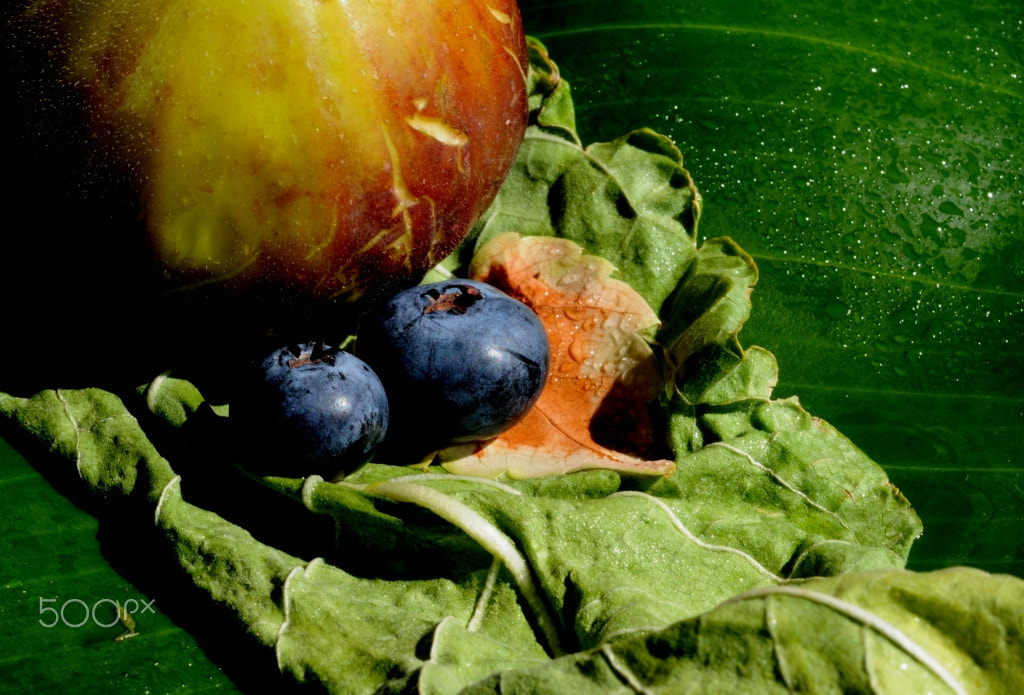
[232, 342, 388, 478]
[356, 279, 549, 459]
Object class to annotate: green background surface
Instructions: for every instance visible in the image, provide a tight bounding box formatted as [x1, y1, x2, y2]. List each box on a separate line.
[1, 0, 1022, 692]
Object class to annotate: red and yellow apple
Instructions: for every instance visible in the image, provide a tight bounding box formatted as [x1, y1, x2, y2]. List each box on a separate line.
[49, 0, 528, 313]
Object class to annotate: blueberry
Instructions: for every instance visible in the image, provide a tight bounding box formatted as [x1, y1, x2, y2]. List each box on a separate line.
[232, 341, 389, 478]
[356, 279, 549, 459]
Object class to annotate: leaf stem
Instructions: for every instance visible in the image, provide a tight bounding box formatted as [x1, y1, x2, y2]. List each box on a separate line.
[374, 473, 524, 496]
[366, 480, 565, 656]
[468, 558, 503, 633]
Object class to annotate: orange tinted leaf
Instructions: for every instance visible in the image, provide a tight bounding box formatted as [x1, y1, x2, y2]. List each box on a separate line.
[438, 233, 675, 478]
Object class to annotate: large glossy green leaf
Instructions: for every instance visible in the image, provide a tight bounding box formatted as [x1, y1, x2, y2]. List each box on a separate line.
[517, 0, 1024, 575]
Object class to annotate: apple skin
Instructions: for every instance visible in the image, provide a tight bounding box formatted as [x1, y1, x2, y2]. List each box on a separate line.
[60, 0, 528, 311]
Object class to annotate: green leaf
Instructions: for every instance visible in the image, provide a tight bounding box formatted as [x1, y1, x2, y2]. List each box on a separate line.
[1, 389, 546, 694]
[416, 615, 550, 695]
[661, 392, 920, 575]
[461, 567, 1024, 694]
[658, 236, 759, 394]
[0, 389, 174, 501]
[137, 372, 209, 428]
[0, 362, 920, 694]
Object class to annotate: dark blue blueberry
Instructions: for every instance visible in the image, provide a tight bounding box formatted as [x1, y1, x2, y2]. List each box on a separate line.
[232, 341, 388, 478]
[356, 279, 549, 459]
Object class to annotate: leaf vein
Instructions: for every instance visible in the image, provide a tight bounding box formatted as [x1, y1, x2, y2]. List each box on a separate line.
[611, 491, 784, 582]
[723, 585, 968, 695]
[749, 252, 1024, 298]
[706, 442, 852, 532]
[534, 23, 1022, 99]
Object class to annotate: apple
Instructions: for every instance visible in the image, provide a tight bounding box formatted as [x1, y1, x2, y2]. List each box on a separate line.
[26, 0, 528, 316]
